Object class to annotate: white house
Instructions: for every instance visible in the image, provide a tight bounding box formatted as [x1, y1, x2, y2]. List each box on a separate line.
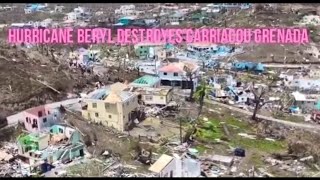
[288, 78, 320, 91]
[292, 91, 320, 113]
[299, 15, 320, 26]
[304, 46, 320, 59]
[74, 6, 85, 15]
[40, 18, 53, 27]
[149, 154, 201, 177]
[187, 43, 219, 53]
[67, 12, 78, 21]
[161, 4, 179, 14]
[309, 69, 320, 78]
[115, 5, 136, 16]
[24, 8, 32, 14]
[168, 12, 186, 24]
[133, 87, 173, 106]
[158, 61, 200, 90]
[54, 5, 64, 13]
[136, 60, 163, 75]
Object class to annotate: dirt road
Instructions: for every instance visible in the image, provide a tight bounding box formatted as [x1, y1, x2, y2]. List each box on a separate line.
[173, 90, 320, 132]
[203, 99, 320, 132]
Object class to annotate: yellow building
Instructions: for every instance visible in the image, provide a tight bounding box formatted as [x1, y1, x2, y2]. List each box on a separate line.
[81, 83, 138, 132]
[133, 87, 173, 106]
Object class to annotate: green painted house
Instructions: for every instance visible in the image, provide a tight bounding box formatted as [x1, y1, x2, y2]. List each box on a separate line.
[135, 46, 149, 59]
[130, 75, 160, 88]
[17, 124, 85, 166]
[134, 43, 165, 59]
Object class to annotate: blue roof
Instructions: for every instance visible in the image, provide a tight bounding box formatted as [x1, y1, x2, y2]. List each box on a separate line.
[26, 4, 45, 11]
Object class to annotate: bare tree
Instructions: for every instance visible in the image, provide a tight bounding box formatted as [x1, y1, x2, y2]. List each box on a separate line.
[251, 73, 279, 121]
[251, 84, 271, 121]
[183, 65, 196, 101]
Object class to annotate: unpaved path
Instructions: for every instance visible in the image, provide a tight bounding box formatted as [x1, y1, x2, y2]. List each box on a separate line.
[174, 91, 320, 132]
[203, 99, 320, 131]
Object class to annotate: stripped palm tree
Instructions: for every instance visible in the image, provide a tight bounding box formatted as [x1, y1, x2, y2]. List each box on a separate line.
[193, 80, 212, 118]
[183, 80, 212, 143]
[183, 65, 196, 101]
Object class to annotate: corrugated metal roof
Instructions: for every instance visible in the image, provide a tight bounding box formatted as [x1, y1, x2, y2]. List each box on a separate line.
[131, 75, 160, 86]
[87, 83, 134, 102]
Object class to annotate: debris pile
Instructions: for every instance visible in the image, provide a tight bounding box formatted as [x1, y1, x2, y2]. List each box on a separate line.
[199, 155, 242, 177]
[264, 157, 308, 176]
[0, 142, 20, 177]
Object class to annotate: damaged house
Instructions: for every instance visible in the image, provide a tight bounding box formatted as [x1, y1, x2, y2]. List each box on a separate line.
[149, 153, 201, 177]
[82, 82, 140, 132]
[160, 3, 179, 16]
[304, 46, 320, 59]
[22, 105, 62, 133]
[224, 86, 254, 104]
[287, 78, 320, 91]
[231, 61, 265, 73]
[309, 68, 320, 78]
[133, 87, 173, 106]
[167, 12, 186, 25]
[158, 61, 200, 90]
[291, 91, 320, 113]
[299, 15, 320, 26]
[209, 75, 237, 87]
[24, 3, 48, 14]
[134, 42, 167, 60]
[17, 124, 84, 170]
[115, 5, 136, 17]
[130, 75, 161, 88]
[136, 60, 163, 75]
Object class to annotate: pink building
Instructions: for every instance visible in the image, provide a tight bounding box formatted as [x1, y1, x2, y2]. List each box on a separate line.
[23, 105, 62, 133]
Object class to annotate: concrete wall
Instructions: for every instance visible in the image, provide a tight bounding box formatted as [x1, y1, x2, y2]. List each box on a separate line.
[159, 159, 176, 177]
[141, 89, 173, 105]
[142, 94, 167, 105]
[38, 134, 50, 150]
[289, 79, 320, 90]
[295, 100, 317, 113]
[82, 96, 138, 132]
[159, 71, 184, 81]
[23, 107, 62, 133]
[310, 70, 320, 78]
[158, 67, 200, 90]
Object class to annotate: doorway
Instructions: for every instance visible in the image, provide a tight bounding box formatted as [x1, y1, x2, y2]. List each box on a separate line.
[79, 149, 84, 157]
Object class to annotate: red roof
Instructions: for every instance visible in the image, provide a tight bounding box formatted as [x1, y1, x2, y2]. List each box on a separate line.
[25, 105, 46, 117]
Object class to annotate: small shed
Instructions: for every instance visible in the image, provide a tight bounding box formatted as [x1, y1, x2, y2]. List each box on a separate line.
[149, 154, 175, 177]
